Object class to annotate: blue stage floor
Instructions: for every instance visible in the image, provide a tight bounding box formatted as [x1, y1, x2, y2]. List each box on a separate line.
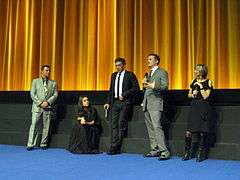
[0, 145, 239, 180]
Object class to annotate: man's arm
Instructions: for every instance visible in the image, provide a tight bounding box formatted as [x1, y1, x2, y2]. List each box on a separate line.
[106, 74, 114, 104]
[153, 70, 169, 91]
[122, 72, 140, 98]
[46, 81, 58, 105]
[30, 79, 42, 107]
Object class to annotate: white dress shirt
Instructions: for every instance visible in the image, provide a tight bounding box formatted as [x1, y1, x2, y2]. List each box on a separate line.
[150, 66, 158, 77]
[114, 70, 125, 98]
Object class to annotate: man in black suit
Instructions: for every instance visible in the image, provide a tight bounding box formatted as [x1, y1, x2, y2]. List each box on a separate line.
[104, 57, 140, 155]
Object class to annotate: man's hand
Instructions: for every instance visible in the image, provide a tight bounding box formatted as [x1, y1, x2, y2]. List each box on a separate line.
[40, 101, 49, 108]
[104, 104, 110, 110]
[119, 96, 124, 101]
[143, 81, 155, 89]
[142, 77, 148, 84]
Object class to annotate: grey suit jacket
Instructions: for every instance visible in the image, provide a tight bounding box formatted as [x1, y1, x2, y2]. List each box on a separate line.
[142, 67, 168, 112]
[30, 77, 58, 113]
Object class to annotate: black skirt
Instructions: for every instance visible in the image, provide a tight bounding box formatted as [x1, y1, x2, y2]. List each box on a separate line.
[187, 99, 213, 133]
[67, 122, 101, 154]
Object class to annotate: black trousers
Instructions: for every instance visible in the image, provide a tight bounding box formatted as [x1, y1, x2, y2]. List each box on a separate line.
[110, 99, 132, 150]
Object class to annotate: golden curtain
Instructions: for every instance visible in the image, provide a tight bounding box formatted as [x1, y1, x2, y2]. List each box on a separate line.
[0, 0, 239, 90]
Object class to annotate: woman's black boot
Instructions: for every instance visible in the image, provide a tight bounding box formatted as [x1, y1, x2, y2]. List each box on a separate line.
[182, 136, 192, 161]
[196, 133, 208, 162]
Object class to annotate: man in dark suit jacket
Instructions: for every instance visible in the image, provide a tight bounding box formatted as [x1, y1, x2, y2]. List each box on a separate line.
[104, 57, 140, 155]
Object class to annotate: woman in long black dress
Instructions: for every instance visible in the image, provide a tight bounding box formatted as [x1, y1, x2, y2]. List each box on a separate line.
[182, 64, 213, 162]
[67, 96, 101, 154]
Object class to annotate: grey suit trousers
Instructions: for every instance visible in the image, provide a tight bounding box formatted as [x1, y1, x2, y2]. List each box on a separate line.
[144, 110, 167, 152]
[27, 109, 51, 147]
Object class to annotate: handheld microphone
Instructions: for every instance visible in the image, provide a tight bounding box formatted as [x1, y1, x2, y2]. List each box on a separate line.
[143, 73, 149, 93]
[144, 73, 149, 82]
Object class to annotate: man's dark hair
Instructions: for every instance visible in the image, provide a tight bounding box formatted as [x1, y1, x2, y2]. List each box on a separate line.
[41, 65, 51, 71]
[148, 53, 160, 65]
[115, 57, 126, 65]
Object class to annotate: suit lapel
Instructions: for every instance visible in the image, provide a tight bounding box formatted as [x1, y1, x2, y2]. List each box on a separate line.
[122, 71, 128, 90]
[112, 71, 127, 92]
[47, 80, 51, 90]
[112, 73, 117, 90]
[38, 77, 44, 87]
[151, 67, 160, 80]
[39, 77, 50, 97]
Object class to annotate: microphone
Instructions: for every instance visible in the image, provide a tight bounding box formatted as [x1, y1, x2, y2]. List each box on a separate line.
[143, 73, 149, 93]
[144, 73, 148, 79]
[144, 72, 149, 83]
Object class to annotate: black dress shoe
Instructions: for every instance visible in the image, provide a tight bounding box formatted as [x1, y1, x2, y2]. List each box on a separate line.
[158, 151, 170, 161]
[107, 150, 121, 155]
[27, 147, 34, 151]
[143, 151, 160, 158]
[40, 146, 48, 150]
[182, 153, 190, 161]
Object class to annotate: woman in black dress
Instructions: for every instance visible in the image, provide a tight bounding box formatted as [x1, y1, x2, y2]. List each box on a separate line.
[182, 64, 213, 162]
[67, 96, 101, 154]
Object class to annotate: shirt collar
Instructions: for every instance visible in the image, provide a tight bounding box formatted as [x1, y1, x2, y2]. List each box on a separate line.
[41, 76, 48, 82]
[150, 66, 158, 74]
[118, 70, 125, 75]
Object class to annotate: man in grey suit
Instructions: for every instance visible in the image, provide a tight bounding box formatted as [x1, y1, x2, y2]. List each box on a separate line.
[142, 53, 170, 160]
[27, 65, 58, 151]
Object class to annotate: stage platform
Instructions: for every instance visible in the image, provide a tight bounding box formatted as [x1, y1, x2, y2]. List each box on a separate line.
[0, 90, 240, 160]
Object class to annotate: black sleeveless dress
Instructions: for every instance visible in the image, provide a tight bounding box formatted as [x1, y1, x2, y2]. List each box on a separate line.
[187, 79, 213, 133]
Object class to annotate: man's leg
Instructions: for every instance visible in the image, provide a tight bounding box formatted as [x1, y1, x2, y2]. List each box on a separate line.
[27, 112, 42, 148]
[148, 110, 168, 152]
[117, 103, 132, 151]
[109, 101, 120, 151]
[144, 110, 158, 150]
[40, 110, 51, 148]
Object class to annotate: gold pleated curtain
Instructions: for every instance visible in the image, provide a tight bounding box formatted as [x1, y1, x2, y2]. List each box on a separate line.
[0, 0, 239, 90]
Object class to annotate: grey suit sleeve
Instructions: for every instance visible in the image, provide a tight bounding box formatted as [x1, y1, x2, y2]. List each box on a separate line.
[153, 70, 169, 91]
[30, 79, 42, 107]
[47, 81, 58, 105]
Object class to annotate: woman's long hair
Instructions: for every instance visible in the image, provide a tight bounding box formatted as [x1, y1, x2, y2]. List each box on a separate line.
[77, 96, 91, 113]
[78, 96, 84, 109]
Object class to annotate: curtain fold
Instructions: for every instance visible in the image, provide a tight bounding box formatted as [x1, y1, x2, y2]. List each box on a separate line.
[0, 0, 239, 90]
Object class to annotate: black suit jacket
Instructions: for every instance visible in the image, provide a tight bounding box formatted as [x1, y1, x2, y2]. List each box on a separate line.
[107, 70, 140, 105]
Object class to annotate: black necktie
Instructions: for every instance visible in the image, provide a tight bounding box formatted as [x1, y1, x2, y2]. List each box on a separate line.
[43, 79, 48, 96]
[117, 72, 121, 98]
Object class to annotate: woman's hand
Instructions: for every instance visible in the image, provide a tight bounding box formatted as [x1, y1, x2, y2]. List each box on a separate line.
[192, 90, 198, 97]
[194, 82, 203, 89]
[80, 119, 86, 125]
[86, 120, 95, 125]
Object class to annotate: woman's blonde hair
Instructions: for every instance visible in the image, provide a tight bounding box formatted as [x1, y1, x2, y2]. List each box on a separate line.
[195, 64, 208, 78]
